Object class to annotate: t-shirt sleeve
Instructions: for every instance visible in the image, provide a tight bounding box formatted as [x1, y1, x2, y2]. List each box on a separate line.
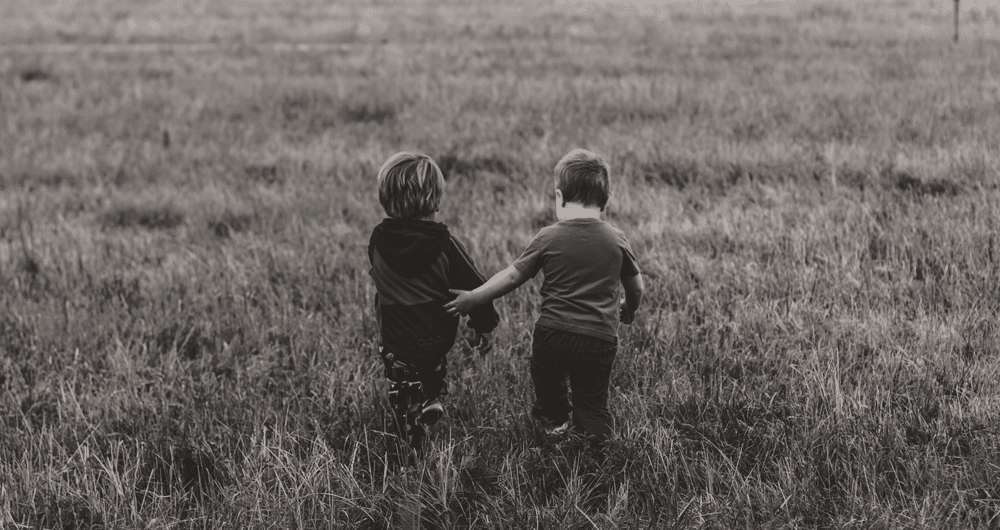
[619, 233, 640, 279]
[511, 231, 546, 279]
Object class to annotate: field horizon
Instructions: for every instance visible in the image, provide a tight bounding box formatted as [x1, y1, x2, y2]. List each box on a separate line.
[3, 0, 1000, 528]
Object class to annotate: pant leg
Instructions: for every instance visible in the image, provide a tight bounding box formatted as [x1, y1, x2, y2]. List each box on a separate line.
[567, 338, 618, 441]
[414, 356, 448, 401]
[530, 326, 572, 424]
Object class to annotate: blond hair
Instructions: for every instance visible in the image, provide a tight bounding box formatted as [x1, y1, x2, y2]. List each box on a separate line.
[377, 152, 446, 219]
[554, 149, 610, 210]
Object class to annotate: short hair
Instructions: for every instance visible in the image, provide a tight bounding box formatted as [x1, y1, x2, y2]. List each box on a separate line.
[554, 149, 610, 210]
[377, 152, 446, 219]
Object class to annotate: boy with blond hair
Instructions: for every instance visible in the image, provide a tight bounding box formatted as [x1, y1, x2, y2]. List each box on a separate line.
[445, 148, 644, 443]
[369, 151, 499, 450]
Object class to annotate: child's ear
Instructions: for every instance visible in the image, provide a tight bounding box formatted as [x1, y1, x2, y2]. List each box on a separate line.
[555, 188, 564, 207]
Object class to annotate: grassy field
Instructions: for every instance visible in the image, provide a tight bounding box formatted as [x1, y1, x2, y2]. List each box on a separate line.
[3, 0, 1000, 527]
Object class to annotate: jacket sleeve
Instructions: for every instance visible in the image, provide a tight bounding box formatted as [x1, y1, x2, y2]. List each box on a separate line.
[446, 236, 500, 334]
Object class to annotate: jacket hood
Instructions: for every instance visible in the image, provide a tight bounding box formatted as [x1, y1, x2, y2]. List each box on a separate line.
[369, 218, 451, 277]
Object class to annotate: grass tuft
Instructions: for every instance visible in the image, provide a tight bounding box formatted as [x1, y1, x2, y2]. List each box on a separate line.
[243, 164, 282, 186]
[893, 172, 963, 197]
[17, 66, 56, 84]
[208, 209, 256, 238]
[339, 97, 398, 125]
[437, 153, 525, 182]
[100, 201, 185, 230]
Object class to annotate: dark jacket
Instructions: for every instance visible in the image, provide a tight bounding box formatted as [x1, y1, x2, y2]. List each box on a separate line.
[368, 218, 499, 360]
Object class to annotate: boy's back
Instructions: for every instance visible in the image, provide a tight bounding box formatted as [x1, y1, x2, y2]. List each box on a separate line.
[443, 148, 645, 443]
[369, 217, 499, 359]
[512, 218, 639, 344]
[368, 151, 499, 451]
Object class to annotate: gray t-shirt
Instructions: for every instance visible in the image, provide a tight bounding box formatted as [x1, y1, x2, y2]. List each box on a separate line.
[511, 217, 640, 343]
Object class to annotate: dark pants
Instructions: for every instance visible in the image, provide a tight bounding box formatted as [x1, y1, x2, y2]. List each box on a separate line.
[380, 348, 448, 401]
[530, 325, 618, 440]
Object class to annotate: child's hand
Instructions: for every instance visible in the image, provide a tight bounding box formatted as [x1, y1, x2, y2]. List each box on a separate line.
[471, 332, 493, 356]
[444, 289, 478, 316]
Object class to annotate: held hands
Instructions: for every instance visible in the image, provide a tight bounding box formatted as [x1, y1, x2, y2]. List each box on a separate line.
[444, 289, 479, 316]
[446, 291, 492, 355]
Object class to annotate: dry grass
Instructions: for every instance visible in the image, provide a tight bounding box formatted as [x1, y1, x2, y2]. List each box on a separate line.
[2, 0, 1000, 528]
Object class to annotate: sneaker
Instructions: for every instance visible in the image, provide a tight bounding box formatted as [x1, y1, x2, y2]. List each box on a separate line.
[544, 420, 570, 436]
[420, 399, 444, 425]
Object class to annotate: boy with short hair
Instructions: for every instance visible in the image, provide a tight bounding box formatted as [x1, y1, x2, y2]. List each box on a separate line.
[445, 148, 644, 443]
[369, 151, 499, 450]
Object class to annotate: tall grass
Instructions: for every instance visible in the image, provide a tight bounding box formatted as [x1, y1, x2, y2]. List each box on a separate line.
[2, 0, 1000, 527]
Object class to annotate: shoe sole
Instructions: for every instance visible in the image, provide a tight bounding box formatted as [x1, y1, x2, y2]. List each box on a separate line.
[421, 404, 444, 425]
[544, 422, 569, 436]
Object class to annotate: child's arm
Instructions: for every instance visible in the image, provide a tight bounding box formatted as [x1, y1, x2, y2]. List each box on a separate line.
[619, 272, 645, 324]
[444, 265, 529, 316]
[444, 235, 501, 335]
